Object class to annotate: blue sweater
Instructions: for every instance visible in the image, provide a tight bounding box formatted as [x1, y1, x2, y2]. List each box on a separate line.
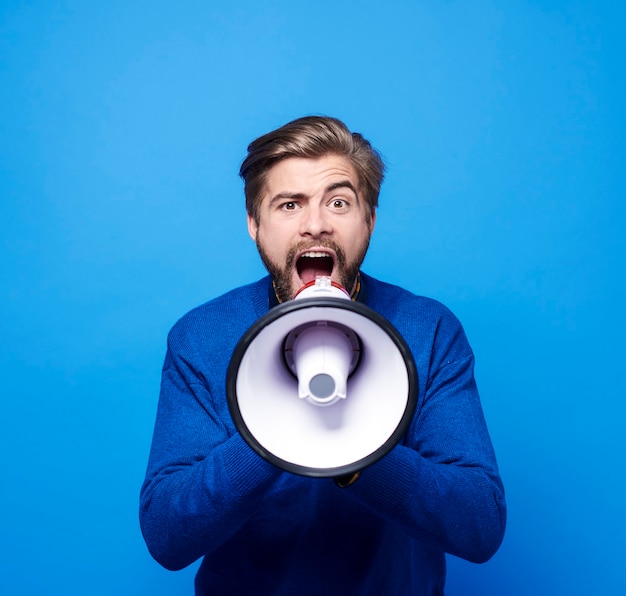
[140, 273, 506, 595]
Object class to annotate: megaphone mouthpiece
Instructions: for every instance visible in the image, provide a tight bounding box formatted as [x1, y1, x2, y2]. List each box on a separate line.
[294, 276, 350, 301]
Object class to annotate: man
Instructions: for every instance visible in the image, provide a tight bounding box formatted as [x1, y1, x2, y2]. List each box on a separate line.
[140, 116, 506, 595]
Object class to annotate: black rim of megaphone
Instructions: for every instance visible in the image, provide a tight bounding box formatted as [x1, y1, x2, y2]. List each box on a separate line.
[226, 296, 418, 479]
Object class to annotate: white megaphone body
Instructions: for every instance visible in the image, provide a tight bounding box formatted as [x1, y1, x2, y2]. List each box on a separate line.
[227, 276, 418, 479]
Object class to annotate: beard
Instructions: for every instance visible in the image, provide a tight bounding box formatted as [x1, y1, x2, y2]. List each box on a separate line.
[256, 236, 371, 303]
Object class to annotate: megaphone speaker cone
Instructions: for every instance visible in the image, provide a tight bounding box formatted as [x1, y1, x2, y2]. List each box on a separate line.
[227, 296, 418, 478]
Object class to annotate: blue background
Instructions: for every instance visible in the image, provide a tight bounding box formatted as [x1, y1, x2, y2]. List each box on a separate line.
[1, 1, 624, 594]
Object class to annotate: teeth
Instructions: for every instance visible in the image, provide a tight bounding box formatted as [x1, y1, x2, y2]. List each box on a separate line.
[301, 251, 330, 258]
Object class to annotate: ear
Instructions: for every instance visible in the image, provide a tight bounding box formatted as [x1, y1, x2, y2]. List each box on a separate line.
[369, 208, 377, 233]
[247, 213, 258, 242]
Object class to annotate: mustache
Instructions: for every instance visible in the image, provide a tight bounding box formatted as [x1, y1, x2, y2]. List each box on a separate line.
[285, 239, 347, 270]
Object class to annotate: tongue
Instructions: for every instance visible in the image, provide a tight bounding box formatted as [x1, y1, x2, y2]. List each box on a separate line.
[300, 267, 325, 284]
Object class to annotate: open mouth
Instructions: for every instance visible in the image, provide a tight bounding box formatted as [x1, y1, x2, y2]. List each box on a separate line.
[296, 251, 334, 285]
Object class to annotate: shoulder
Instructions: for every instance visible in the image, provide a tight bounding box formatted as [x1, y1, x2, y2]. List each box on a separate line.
[362, 273, 459, 325]
[166, 277, 271, 352]
[361, 272, 472, 364]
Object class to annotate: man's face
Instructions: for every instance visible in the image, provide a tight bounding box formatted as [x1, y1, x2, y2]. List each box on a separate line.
[248, 154, 376, 302]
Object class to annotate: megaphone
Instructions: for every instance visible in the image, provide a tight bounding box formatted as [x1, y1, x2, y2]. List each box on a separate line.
[227, 277, 418, 480]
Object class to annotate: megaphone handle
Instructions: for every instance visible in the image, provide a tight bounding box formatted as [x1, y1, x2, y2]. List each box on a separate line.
[334, 471, 361, 488]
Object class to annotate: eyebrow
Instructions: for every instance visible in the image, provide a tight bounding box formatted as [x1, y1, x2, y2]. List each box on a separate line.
[268, 180, 359, 206]
[327, 180, 358, 196]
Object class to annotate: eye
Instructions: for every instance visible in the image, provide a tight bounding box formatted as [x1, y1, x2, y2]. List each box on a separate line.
[330, 198, 348, 210]
[281, 201, 299, 211]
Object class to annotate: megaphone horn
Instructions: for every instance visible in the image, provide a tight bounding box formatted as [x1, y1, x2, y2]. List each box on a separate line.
[227, 277, 418, 479]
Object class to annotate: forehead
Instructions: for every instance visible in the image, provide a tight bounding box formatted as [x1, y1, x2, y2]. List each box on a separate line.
[262, 155, 359, 196]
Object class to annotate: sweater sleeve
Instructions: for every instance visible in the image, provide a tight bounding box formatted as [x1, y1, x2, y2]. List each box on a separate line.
[342, 302, 506, 563]
[139, 340, 282, 571]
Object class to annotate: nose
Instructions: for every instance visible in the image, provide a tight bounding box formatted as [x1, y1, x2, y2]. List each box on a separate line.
[300, 205, 332, 238]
